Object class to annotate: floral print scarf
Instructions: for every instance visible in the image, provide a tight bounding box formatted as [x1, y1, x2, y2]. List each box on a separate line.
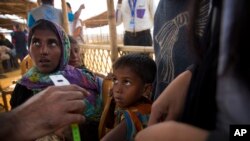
[18, 19, 101, 120]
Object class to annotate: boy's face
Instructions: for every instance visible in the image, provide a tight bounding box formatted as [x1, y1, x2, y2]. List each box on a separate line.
[112, 66, 145, 108]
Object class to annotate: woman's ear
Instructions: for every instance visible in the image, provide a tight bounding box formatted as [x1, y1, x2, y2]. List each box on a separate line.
[143, 84, 153, 99]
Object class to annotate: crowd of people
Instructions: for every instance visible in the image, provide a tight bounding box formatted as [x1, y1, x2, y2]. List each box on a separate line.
[0, 0, 249, 141]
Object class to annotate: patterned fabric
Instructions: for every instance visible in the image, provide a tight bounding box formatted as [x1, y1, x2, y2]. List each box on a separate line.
[115, 99, 151, 141]
[18, 19, 101, 120]
[153, 0, 212, 99]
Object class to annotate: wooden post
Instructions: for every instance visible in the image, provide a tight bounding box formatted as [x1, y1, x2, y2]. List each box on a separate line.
[61, 0, 69, 34]
[36, 0, 41, 6]
[107, 0, 118, 64]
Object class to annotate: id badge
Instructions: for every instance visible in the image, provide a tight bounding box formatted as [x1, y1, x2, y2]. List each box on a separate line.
[129, 19, 135, 29]
[49, 75, 70, 86]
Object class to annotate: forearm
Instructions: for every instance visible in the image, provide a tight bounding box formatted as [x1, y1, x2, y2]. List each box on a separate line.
[0, 111, 36, 141]
[116, 4, 123, 25]
[1, 105, 52, 141]
[74, 4, 85, 20]
[74, 10, 81, 20]
[0, 113, 15, 141]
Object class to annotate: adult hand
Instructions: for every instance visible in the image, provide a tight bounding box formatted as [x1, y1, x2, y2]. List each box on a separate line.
[7, 85, 89, 141]
[148, 70, 192, 126]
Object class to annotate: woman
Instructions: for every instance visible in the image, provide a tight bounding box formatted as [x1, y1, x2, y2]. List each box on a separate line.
[10, 19, 102, 140]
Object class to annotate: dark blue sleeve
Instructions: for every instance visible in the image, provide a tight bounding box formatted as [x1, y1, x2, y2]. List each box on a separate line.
[27, 13, 35, 28]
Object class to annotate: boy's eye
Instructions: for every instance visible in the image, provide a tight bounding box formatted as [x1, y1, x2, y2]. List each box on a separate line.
[113, 78, 118, 84]
[124, 80, 131, 86]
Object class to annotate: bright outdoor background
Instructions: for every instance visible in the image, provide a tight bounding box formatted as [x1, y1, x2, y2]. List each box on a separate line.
[54, 0, 160, 35]
[0, 0, 160, 41]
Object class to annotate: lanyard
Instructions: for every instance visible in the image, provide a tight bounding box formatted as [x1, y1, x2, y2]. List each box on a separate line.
[49, 75, 81, 141]
[128, 0, 137, 18]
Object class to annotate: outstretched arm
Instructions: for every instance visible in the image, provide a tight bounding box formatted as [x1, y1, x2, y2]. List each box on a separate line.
[116, 0, 123, 25]
[74, 4, 85, 20]
[0, 85, 89, 141]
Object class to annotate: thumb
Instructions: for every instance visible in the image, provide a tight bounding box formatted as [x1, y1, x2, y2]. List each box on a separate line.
[148, 109, 165, 126]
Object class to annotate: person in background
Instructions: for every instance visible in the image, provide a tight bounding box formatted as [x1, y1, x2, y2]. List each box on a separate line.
[27, 0, 63, 28]
[152, 0, 212, 100]
[135, 0, 250, 141]
[116, 0, 156, 46]
[66, 2, 85, 44]
[68, 35, 85, 69]
[10, 19, 101, 140]
[0, 85, 88, 141]
[11, 24, 28, 61]
[101, 53, 156, 141]
[0, 33, 19, 71]
[68, 35, 100, 141]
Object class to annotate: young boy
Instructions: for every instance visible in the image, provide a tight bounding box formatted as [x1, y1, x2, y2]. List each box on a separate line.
[101, 53, 156, 141]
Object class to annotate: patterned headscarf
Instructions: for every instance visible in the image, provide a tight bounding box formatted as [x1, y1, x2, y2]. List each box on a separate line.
[18, 19, 98, 105]
[18, 19, 101, 120]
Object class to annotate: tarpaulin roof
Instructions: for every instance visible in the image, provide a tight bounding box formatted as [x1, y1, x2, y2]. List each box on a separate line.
[82, 11, 108, 28]
[0, 0, 37, 30]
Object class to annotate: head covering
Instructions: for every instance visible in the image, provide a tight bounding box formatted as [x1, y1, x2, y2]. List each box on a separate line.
[19, 19, 97, 105]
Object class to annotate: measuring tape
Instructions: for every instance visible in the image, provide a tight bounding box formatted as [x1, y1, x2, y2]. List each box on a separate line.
[49, 75, 81, 141]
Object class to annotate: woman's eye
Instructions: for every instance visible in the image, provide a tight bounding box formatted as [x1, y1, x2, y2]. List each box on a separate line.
[49, 42, 58, 47]
[48, 39, 59, 47]
[32, 41, 40, 47]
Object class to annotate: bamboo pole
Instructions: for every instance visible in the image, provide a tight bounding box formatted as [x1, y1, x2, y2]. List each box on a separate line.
[36, 0, 41, 6]
[106, 0, 118, 64]
[61, 0, 69, 34]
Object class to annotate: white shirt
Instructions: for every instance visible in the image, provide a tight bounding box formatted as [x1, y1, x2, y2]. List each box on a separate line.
[116, 0, 156, 32]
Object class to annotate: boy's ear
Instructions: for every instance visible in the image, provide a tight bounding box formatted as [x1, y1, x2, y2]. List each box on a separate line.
[143, 84, 153, 99]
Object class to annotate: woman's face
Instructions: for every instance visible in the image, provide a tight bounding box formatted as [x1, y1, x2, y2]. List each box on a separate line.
[29, 28, 61, 73]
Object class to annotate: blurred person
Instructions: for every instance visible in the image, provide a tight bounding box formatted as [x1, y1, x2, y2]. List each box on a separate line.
[66, 2, 85, 44]
[68, 35, 100, 141]
[11, 24, 28, 61]
[27, 0, 63, 28]
[116, 0, 156, 46]
[68, 35, 87, 68]
[152, 0, 211, 100]
[0, 33, 19, 70]
[135, 0, 250, 141]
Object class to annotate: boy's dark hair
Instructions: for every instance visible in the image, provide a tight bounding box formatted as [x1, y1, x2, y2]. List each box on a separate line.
[113, 53, 156, 83]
